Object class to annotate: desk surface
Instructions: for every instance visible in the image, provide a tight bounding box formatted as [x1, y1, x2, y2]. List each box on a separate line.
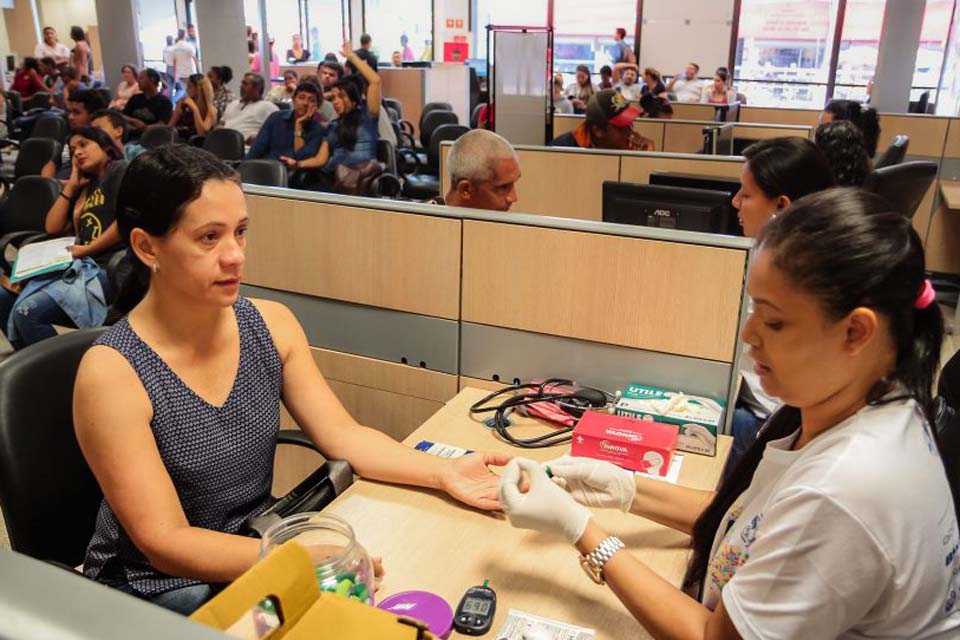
[324, 387, 731, 639]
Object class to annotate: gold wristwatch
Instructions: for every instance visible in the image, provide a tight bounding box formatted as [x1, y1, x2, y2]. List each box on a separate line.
[579, 535, 624, 585]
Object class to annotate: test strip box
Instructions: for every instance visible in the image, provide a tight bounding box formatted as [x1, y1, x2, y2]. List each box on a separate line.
[614, 384, 725, 456]
[571, 411, 678, 476]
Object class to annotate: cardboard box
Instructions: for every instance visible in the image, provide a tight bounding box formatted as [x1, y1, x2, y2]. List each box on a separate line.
[571, 411, 678, 476]
[615, 384, 725, 456]
[191, 541, 435, 639]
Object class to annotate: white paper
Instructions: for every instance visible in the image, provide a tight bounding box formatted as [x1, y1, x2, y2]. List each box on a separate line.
[496, 609, 595, 640]
[13, 237, 76, 280]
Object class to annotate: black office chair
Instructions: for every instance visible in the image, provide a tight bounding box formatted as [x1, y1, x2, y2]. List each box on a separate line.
[237, 159, 288, 187]
[862, 161, 939, 219]
[910, 91, 930, 114]
[470, 104, 485, 129]
[23, 92, 53, 112]
[371, 140, 401, 198]
[202, 128, 246, 163]
[0, 176, 61, 274]
[873, 135, 910, 169]
[383, 98, 403, 118]
[276, 102, 292, 111]
[139, 124, 177, 150]
[0, 329, 354, 568]
[402, 124, 469, 200]
[419, 110, 459, 153]
[421, 102, 453, 124]
[13, 138, 61, 180]
[29, 115, 67, 144]
[935, 350, 960, 522]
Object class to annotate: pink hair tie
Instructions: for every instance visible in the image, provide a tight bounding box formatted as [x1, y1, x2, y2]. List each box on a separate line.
[914, 279, 936, 310]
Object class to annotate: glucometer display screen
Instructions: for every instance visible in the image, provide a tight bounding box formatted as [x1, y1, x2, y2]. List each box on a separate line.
[462, 598, 491, 615]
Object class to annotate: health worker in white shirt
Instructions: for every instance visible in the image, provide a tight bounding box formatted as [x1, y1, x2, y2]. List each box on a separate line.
[499, 188, 960, 639]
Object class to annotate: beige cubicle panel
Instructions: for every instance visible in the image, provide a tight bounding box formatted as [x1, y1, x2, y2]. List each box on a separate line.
[922, 118, 960, 275]
[553, 114, 581, 138]
[739, 106, 821, 126]
[380, 67, 427, 136]
[440, 145, 621, 221]
[461, 221, 747, 362]
[273, 348, 459, 496]
[878, 114, 950, 158]
[671, 102, 718, 121]
[244, 194, 461, 319]
[733, 124, 812, 140]
[662, 122, 709, 153]
[633, 119, 666, 150]
[620, 153, 745, 184]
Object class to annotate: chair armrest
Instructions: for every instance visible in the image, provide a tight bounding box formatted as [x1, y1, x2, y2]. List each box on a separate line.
[243, 457, 355, 538]
[18, 232, 52, 247]
[277, 429, 318, 451]
[398, 148, 423, 176]
[400, 119, 415, 138]
[370, 172, 401, 199]
[0, 231, 46, 273]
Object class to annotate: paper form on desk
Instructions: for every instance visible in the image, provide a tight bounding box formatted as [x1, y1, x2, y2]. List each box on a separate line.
[495, 609, 594, 640]
[11, 236, 76, 283]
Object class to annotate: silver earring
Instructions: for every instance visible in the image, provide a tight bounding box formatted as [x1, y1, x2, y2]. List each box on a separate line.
[152, 263, 159, 273]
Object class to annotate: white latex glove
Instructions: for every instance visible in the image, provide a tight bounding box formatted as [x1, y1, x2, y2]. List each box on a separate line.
[546, 456, 637, 512]
[498, 458, 592, 544]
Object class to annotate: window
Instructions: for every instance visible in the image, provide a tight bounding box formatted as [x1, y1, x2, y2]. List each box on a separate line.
[553, 0, 637, 75]
[472, 0, 548, 62]
[734, 0, 840, 107]
[267, 0, 304, 62]
[307, 0, 349, 61]
[913, 0, 955, 106]
[832, 0, 886, 102]
[937, 0, 960, 114]
[363, 0, 433, 62]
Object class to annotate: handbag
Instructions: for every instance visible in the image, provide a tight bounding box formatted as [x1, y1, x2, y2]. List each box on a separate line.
[333, 159, 383, 195]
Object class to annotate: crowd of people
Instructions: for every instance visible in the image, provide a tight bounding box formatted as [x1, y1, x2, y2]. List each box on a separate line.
[1, 16, 958, 640]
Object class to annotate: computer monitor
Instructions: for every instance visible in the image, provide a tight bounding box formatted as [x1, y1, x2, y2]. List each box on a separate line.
[602, 182, 734, 234]
[649, 172, 742, 236]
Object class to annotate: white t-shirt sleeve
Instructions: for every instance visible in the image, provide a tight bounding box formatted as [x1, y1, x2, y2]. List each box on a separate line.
[722, 487, 891, 640]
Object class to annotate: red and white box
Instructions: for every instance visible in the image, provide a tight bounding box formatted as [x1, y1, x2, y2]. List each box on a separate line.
[571, 411, 679, 476]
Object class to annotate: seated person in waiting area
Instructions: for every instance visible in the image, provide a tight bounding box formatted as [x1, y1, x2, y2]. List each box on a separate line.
[122, 68, 173, 138]
[280, 42, 380, 190]
[0, 127, 125, 350]
[500, 188, 960, 638]
[169, 73, 217, 141]
[220, 72, 278, 145]
[549, 89, 653, 151]
[246, 82, 326, 161]
[434, 130, 521, 211]
[92, 108, 146, 160]
[74, 146, 510, 616]
[66, 88, 108, 131]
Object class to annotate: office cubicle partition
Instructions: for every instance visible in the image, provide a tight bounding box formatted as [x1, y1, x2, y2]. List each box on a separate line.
[241, 186, 753, 492]
[440, 144, 747, 221]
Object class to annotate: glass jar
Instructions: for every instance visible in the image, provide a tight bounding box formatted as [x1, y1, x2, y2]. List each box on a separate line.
[260, 512, 375, 605]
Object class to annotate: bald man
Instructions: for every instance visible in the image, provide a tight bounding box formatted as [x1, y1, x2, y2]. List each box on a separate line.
[443, 129, 521, 211]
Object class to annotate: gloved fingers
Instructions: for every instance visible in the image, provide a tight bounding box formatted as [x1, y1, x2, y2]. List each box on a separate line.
[498, 458, 525, 508]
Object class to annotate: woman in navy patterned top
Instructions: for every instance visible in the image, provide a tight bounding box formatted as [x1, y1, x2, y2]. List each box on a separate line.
[73, 145, 510, 614]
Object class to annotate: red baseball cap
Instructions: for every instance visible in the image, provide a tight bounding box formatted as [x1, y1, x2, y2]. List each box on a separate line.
[586, 89, 641, 128]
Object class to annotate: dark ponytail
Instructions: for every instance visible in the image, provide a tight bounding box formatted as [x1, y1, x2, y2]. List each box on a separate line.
[683, 188, 943, 591]
[333, 76, 365, 150]
[742, 137, 835, 201]
[111, 145, 240, 317]
[824, 99, 881, 157]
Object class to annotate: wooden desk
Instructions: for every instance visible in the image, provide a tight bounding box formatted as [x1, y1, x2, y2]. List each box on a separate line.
[323, 387, 731, 639]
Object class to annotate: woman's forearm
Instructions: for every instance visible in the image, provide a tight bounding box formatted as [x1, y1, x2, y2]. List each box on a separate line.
[321, 423, 446, 490]
[142, 526, 261, 584]
[45, 190, 76, 235]
[576, 521, 714, 640]
[296, 142, 329, 169]
[630, 478, 714, 535]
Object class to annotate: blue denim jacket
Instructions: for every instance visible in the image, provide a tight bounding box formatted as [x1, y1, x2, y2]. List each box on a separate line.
[7, 258, 107, 343]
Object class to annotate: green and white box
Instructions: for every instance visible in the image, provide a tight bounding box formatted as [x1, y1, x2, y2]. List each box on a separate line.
[615, 384, 725, 456]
